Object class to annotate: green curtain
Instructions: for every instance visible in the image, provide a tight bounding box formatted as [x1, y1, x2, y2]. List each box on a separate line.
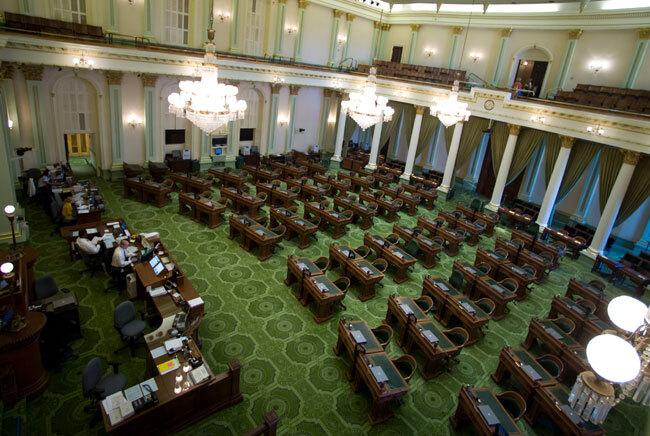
[555, 141, 601, 203]
[599, 146, 624, 213]
[343, 115, 358, 144]
[389, 104, 415, 159]
[490, 121, 510, 174]
[454, 117, 490, 175]
[379, 103, 404, 152]
[415, 117, 439, 164]
[543, 133, 562, 186]
[506, 128, 545, 184]
[616, 155, 650, 225]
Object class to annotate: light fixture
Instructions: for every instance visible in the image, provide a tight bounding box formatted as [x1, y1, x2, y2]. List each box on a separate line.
[272, 76, 285, 85]
[424, 48, 436, 57]
[530, 115, 546, 124]
[337, 36, 347, 46]
[168, 29, 247, 134]
[523, 60, 529, 66]
[608, 296, 648, 333]
[4, 204, 18, 253]
[7, 118, 13, 130]
[327, 115, 336, 124]
[340, 67, 394, 131]
[589, 60, 608, 75]
[587, 125, 605, 135]
[127, 114, 142, 128]
[127, 0, 134, 5]
[278, 115, 289, 126]
[0, 262, 14, 276]
[286, 25, 298, 35]
[72, 53, 94, 70]
[429, 80, 471, 127]
[469, 52, 481, 63]
[216, 10, 230, 22]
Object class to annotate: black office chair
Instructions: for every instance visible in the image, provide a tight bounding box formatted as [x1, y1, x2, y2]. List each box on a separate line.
[79, 250, 104, 278]
[82, 357, 126, 411]
[34, 275, 69, 303]
[449, 270, 464, 292]
[114, 301, 146, 356]
[105, 266, 126, 293]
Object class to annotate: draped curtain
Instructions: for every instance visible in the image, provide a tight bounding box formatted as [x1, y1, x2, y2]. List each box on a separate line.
[343, 115, 358, 144]
[454, 117, 490, 175]
[506, 128, 545, 184]
[490, 121, 510, 174]
[415, 117, 439, 164]
[543, 133, 562, 185]
[379, 103, 404, 152]
[599, 146, 624, 213]
[388, 104, 415, 159]
[616, 155, 650, 225]
[555, 140, 601, 203]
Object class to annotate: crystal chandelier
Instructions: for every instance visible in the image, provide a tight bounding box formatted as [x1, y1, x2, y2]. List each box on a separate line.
[429, 80, 471, 127]
[568, 295, 650, 425]
[168, 29, 246, 134]
[340, 67, 394, 131]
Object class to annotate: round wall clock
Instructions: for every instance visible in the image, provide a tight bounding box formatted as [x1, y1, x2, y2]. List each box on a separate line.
[483, 99, 495, 111]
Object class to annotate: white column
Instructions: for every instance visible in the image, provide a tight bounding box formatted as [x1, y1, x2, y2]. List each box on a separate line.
[365, 123, 383, 171]
[226, 120, 240, 168]
[490, 28, 512, 87]
[378, 24, 391, 61]
[200, 132, 211, 170]
[400, 105, 425, 180]
[293, 0, 308, 61]
[317, 89, 332, 147]
[143, 0, 154, 39]
[286, 85, 299, 152]
[370, 21, 381, 61]
[332, 97, 347, 163]
[447, 26, 464, 69]
[229, 0, 241, 53]
[486, 124, 520, 211]
[552, 29, 582, 94]
[105, 71, 125, 174]
[407, 24, 420, 64]
[623, 29, 650, 88]
[142, 74, 158, 163]
[584, 151, 640, 258]
[342, 14, 355, 61]
[536, 136, 574, 229]
[273, 0, 287, 57]
[266, 84, 281, 155]
[438, 121, 464, 196]
[327, 10, 343, 67]
[21, 65, 49, 166]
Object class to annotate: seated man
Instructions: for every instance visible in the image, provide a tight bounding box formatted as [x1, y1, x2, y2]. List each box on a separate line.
[111, 239, 134, 271]
[76, 229, 103, 255]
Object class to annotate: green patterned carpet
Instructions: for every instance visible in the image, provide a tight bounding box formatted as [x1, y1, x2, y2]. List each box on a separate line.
[1, 174, 648, 436]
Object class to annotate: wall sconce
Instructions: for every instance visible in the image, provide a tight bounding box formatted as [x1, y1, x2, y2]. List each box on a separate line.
[127, 114, 142, 128]
[424, 48, 436, 57]
[522, 60, 529, 66]
[7, 118, 13, 130]
[286, 25, 298, 35]
[587, 125, 605, 135]
[72, 54, 94, 70]
[127, 0, 135, 5]
[588, 60, 607, 75]
[530, 115, 545, 124]
[216, 10, 230, 22]
[328, 115, 336, 124]
[337, 36, 347, 46]
[469, 53, 481, 63]
[278, 115, 289, 126]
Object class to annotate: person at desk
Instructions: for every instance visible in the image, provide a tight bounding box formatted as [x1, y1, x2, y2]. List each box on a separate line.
[112, 240, 134, 271]
[61, 197, 76, 225]
[76, 229, 103, 255]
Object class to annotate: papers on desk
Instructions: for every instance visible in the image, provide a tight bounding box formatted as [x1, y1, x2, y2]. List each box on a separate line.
[295, 219, 306, 226]
[370, 366, 388, 383]
[460, 301, 476, 315]
[157, 357, 180, 375]
[393, 250, 404, 259]
[140, 378, 158, 395]
[150, 345, 167, 359]
[545, 327, 564, 340]
[187, 297, 204, 308]
[436, 282, 449, 291]
[126, 246, 138, 256]
[106, 221, 119, 227]
[71, 231, 79, 237]
[102, 233, 116, 246]
[522, 364, 542, 381]
[148, 286, 167, 298]
[86, 228, 98, 235]
[102, 391, 134, 426]
[340, 249, 350, 257]
[190, 364, 210, 385]
[399, 303, 414, 315]
[360, 266, 374, 275]
[478, 404, 500, 426]
[351, 330, 366, 344]
[255, 229, 265, 236]
[124, 384, 144, 402]
[164, 336, 187, 354]
[422, 329, 439, 344]
[316, 282, 329, 293]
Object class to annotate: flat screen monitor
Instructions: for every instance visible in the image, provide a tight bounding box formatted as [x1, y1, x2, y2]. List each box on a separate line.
[153, 262, 165, 276]
[240, 128, 254, 141]
[165, 129, 185, 144]
[211, 136, 227, 145]
[149, 256, 160, 268]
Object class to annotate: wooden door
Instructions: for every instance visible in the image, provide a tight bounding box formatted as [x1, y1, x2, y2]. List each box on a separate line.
[476, 138, 495, 198]
[391, 46, 403, 63]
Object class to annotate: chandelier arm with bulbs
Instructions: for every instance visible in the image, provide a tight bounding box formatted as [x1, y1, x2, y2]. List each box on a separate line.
[340, 67, 394, 131]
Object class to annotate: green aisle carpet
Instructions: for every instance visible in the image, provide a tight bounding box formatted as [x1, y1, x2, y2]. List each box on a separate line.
[1, 175, 647, 436]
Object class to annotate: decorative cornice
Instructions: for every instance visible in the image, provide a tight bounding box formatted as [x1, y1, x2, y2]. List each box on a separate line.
[270, 83, 282, 94]
[508, 124, 521, 135]
[568, 29, 583, 39]
[104, 70, 123, 84]
[141, 73, 158, 87]
[410, 24, 421, 32]
[415, 105, 426, 115]
[277, 0, 287, 4]
[227, 79, 240, 86]
[0, 62, 15, 80]
[500, 28, 513, 38]
[20, 63, 43, 80]
[560, 135, 575, 149]
[639, 28, 650, 40]
[333, 9, 343, 19]
[346, 13, 355, 22]
[323, 88, 333, 97]
[452, 26, 464, 35]
[289, 84, 300, 95]
[298, 0, 309, 9]
[622, 150, 640, 165]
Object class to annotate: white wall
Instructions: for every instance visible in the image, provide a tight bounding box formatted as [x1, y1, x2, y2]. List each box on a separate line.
[121, 73, 144, 165]
[300, 3, 332, 66]
[346, 16, 374, 66]
[292, 87, 322, 152]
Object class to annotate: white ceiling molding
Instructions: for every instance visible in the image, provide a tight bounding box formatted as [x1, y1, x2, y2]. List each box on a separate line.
[0, 33, 648, 153]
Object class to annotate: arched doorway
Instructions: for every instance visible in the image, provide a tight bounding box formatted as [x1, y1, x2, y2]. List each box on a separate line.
[508, 45, 553, 98]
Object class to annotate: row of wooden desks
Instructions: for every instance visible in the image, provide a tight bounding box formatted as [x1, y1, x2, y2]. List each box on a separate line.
[271, 161, 308, 179]
[511, 229, 562, 268]
[284, 178, 328, 202]
[294, 158, 326, 176]
[328, 244, 384, 301]
[242, 165, 281, 184]
[498, 206, 533, 228]
[402, 183, 437, 210]
[178, 192, 225, 228]
[219, 186, 264, 218]
[417, 216, 465, 256]
[359, 191, 400, 222]
[303, 201, 352, 239]
[169, 173, 212, 194]
[565, 278, 609, 320]
[547, 295, 611, 345]
[333, 196, 377, 230]
[542, 227, 588, 258]
[335, 319, 409, 424]
[592, 254, 649, 295]
[455, 204, 497, 236]
[421, 276, 491, 345]
[452, 386, 523, 436]
[380, 186, 419, 216]
[255, 182, 298, 208]
[123, 178, 172, 208]
[495, 238, 552, 281]
[409, 174, 438, 190]
[60, 218, 128, 260]
[314, 174, 352, 196]
[270, 207, 318, 249]
[474, 248, 537, 300]
[208, 168, 246, 188]
[228, 214, 282, 261]
[363, 233, 417, 283]
[284, 256, 345, 323]
[391, 225, 444, 269]
[337, 171, 375, 192]
[438, 210, 483, 246]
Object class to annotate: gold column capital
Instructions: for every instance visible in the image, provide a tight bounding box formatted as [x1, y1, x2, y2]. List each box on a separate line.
[568, 29, 583, 40]
[500, 28, 513, 37]
[0, 62, 16, 80]
[270, 83, 282, 94]
[20, 64, 44, 81]
[410, 24, 421, 32]
[104, 70, 123, 85]
[452, 26, 464, 35]
[559, 135, 575, 149]
[289, 84, 300, 95]
[622, 150, 640, 165]
[277, 0, 287, 4]
[638, 28, 650, 40]
[227, 79, 240, 86]
[323, 88, 333, 98]
[508, 124, 521, 135]
[298, 0, 309, 9]
[140, 73, 158, 87]
[333, 9, 343, 18]
[382, 23, 391, 31]
[346, 13, 355, 22]
[414, 105, 426, 115]
[373, 21, 382, 29]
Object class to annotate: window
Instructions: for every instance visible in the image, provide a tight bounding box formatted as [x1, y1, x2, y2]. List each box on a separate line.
[165, 0, 190, 45]
[53, 0, 87, 24]
[59, 78, 91, 133]
[245, 0, 264, 56]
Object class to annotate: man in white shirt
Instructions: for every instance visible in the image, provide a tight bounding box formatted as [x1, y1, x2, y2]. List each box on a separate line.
[111, 239, 133, 270]
[76, 229, 102, 255]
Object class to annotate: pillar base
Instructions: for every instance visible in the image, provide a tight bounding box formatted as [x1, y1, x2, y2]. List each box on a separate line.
[329, 160, 341, 171]
[581, 246, 601, 260]
[570, 214, 586, 224]
[485, 202, 500, 212]
[110, 163, 124, 180]
[365, 163, 377, 171]
[331, 155, 342, 162]
[200, 156, 213, 171]
[223, 157, 236, 170]
[399, 173, 411, 181]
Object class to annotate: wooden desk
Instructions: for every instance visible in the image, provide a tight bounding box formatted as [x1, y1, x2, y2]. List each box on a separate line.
[348, 350, 409, 424]
[402, 183, 437, 210]
[363, 234, 417, 283]
[371, 170, 395, 187]
[328, 244, 384, 301]
[592, 255, 649, 294]
[565, 278, 609, 321]
[491, 346, 557, 402]
[403, 318, 460, 380]
[242, 165, 281, 184]
[381, 186, 419, 216]
[334, 196, 377, 230]
[438, 211, 483, 246]
[294, 159, 326, 176]
[547, 296, 611, 345]
[451, 260, 484, 295]
[337, 171, 374, 193]
[495, 262, 537, 301]
[409, 174, 438, 190]
[417, 216, 464, 256]
[451, 386, 523, 436]
[384, 294, 429, 341]
[208, 168, 246, 188]
[455, 205, 497, 237]
[334, 319, 384, 359]
[473, 248, 508, 277]
[228, 215, 282, 261]
[178, 192, 225, 228]
[392, 224, 443, 269]
[314, 174, 352, 197]
[511, 230, 562, 269]
[270, 207, 318, 249]
[169, 173, 213, 194]
[219, 187, 264, 218]
[495, 238, 552, 282]
[123, 178, 172, 207]
[359, 191, 400, 223]
[526, 384, 604, 436]
[300, 274, 345, 323]
[255, 182, 298, 208]
[303, 201, 352, 239]
[271, 162, 308, 179]
[471, 276, 517, 320]
[284, 256, 323, 297]
[284, 178, 328, 202]
[542, 227, 588, 259]
[498, 206, 533, 229]
[60, 219, 128, 261]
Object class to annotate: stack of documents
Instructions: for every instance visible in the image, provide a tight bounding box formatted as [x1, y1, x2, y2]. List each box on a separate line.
[101, 391, 134, 426]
